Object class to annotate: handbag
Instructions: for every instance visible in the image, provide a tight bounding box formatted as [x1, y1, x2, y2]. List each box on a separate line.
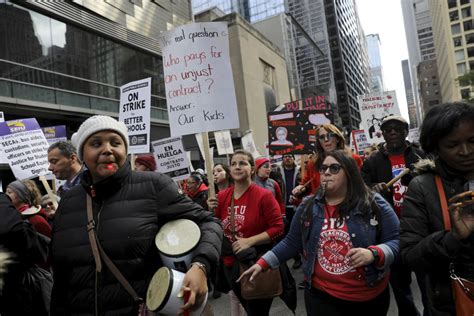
[229, 191, 283, 300]
[435, 176, 474, 316]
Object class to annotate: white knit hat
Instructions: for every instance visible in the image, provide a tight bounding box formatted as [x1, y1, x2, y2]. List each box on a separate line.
[71, 115, 129, 160]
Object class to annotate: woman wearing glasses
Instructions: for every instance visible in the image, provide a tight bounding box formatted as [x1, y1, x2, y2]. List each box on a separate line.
[293, 124, 362, 196]
[239, 150, 399, 315]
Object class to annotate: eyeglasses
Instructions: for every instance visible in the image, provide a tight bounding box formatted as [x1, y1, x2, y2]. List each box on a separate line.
[318, 132, 336, 142]
[381, 124, 403, 134]
[319, 163, 343, 174]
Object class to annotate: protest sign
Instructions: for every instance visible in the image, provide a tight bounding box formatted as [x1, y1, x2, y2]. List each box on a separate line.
[214, 130, 233, 155]
[186, 151, 195, 172]
[357, 90, 401, 144]
[152, 136, 190, 181]
[351, 130, 371, 156]
[158, 22, 239, 136]
[267, 110, 334, 155]
[119, 78, 151, 154]
[42, 125, 67, 145]
[408, 128, 420, 144]
[241, 131, 261, 158]
[0, 118, 50, 180]
[0, 112, 4, 122]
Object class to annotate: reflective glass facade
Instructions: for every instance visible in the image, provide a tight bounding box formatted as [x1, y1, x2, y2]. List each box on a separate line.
[0, 1, 167, 119]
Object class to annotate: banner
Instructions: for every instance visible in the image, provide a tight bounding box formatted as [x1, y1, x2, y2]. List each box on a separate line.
[351, 130, 371, 156]
[214, 130, 233, 155]
[357, 90, 401, 144]
[158, 22, 239, 136]
[267, 110, 334, 155]
[152, 136, 190, 181]
[241, 131, 261, 158]
[0, 118, 50, 179]
[119, 77, 151, 154]
[42, 125, 67, 145]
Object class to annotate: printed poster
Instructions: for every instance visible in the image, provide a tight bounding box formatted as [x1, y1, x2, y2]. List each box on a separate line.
[152, 136, 190, 181]
[119, 77, 151, 154]
[214, 130, 234, 155]
[158, 22, 239, 136]
[350, 130, 371, 156]
[241, 131, 261, 158]
[42, 125, 67, 145]
[267, 110, 334, 155]
[357, 90, 401, 144]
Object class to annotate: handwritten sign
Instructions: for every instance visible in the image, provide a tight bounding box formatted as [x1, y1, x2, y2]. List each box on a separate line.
[241, 131, 261, 158]
[283, 95, 329, 111]
[214, 130, 234, 155]
[357, 90, 401, 144]
[0, 118, 50, 180]
[158, 22, 239, 136]
[119, 78, 151, 154]
[152, 136, 190, 181]
[42, 125, 67, 145]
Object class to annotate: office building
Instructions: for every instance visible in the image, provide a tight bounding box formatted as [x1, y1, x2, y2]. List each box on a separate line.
[402, 59, 418, 127]
[366, 34, 385, 93]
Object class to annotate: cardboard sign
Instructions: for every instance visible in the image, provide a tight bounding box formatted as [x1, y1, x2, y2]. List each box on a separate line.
[0, 118, 50, 179]
[241, 131, 261, 158]
[267, 110, 334, 155]
[158, 22, 239, 136]
[119, 78, 151, 154]
[357, 91, 401, 144]
[351, 130, 371, 156]
[214, 130, 233, 155]
[152, 136, 190, 181]
[42, 125, 67, 145]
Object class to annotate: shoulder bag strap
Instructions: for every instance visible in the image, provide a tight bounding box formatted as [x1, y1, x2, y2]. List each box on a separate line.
[434, 175, 451, 231]
[86, 195, 143, 304]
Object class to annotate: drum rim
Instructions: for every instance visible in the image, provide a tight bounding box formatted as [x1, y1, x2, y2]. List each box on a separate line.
[147, 266, 174, 312]
[155, 219, 201, 256]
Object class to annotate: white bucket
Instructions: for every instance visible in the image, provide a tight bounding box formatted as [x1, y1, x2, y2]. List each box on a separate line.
[146, 267, 208, 315]
[155, 219, 201, 272]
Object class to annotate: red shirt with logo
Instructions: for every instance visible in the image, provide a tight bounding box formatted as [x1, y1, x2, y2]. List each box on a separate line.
[311, 204, 388, 301]
[215, 184, 284, 266]
[388, 154, 407, 217]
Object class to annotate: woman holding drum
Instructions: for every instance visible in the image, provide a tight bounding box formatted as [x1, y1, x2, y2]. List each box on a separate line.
[50, 115, 222, 315]
[208, 149, 284, 316]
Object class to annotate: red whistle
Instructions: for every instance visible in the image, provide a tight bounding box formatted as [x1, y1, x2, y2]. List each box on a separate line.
[106, 163, 115, 170]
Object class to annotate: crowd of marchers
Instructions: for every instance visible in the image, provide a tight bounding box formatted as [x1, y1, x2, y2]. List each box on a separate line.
[0, 102, 473, 316]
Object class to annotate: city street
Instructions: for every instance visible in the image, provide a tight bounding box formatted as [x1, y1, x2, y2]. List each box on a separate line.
[208, 259, 424, 315]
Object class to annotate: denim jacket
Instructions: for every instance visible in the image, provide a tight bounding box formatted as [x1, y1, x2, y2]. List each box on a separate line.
[262, 192, 399, 288]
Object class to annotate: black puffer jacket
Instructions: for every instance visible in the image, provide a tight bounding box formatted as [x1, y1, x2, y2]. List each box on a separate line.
[51, 162, 222, 315]
[361, 142, 425, 206]
[400, 158, 474, 316]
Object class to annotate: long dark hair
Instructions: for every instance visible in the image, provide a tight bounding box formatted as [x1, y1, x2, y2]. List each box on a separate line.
[213, 162, 233, 192]
[321, 150, 373, 217]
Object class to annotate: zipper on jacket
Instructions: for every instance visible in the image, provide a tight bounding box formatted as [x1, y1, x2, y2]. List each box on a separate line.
[93, 193, 104, 316]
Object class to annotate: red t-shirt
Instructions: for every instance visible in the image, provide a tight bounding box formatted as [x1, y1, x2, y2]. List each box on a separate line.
[312, 204, 388, 301]
[388, 154, 407, 217]
[215, 184, 284, 266]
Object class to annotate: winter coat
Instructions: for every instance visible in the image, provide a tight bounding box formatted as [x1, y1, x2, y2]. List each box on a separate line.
[262, 191, 399, 288]
[51, 162, 223, 316]
[277, 165, 301, 207]
[187, 183, 209, 211]
[400, 158, 474, 316]
[361, 142, 425, 206]
[0, 193, 50, 316]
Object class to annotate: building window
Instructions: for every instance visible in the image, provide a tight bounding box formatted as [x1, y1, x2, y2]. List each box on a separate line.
[456, 49, 466, 61]
[467, 46, 474, 57]
[454, 37, 463, 46]
[452, 23, 461, 34]
[467, 33, 474, 44]
[450, 9, 459, 21]
[457, 62, 467, 74]
[464, 19, 473, 31]
[448, 0, 457, 8]
[461, 88, 471, 99]
[460, 0, 470, 5]
[462, 7, 471, 18]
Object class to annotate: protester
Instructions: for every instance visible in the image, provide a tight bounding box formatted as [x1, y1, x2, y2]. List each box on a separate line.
[254, 157, 285, 215]
[134, 154, 156, 171]
[361, 115, 425, 316]
[400, 102, 474, 316]
[363, 144, 379, 160]
[40, 193, 60, 225]
[0, 192, 50, 316]
[50, 115, 222, 315]
[293, 124, 362, 196]
[207, 149, 284, 316]
[239, 150, 399, 316]
[47, 140, 84, 197]
[186, 172, 209, 211]
[213, 163, 233, 193]
[278, 153, 302, 269]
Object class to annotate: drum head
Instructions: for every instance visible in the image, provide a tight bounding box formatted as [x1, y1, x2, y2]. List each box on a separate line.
[146, 267, 172, 311]
[155, 219, 201, 256]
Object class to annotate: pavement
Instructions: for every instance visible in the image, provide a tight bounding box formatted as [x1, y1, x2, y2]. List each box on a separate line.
[207, 259, 424, 315]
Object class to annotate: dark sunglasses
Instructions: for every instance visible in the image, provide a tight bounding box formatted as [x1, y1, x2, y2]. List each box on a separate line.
[318, 132, 336, 142]
[319, 163, 343, 174]
[381, 124, 403, 134]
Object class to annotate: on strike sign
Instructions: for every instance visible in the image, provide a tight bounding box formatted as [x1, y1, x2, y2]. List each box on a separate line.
[119, 78, 151, 154]
[0, 118, 50, 179]
[152, 136, 190, 181]
[158, 22, 239, 136]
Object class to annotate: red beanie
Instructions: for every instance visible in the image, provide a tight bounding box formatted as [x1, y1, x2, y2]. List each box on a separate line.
[135, 155, 156, 171]
[255, 157, 270, 171]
